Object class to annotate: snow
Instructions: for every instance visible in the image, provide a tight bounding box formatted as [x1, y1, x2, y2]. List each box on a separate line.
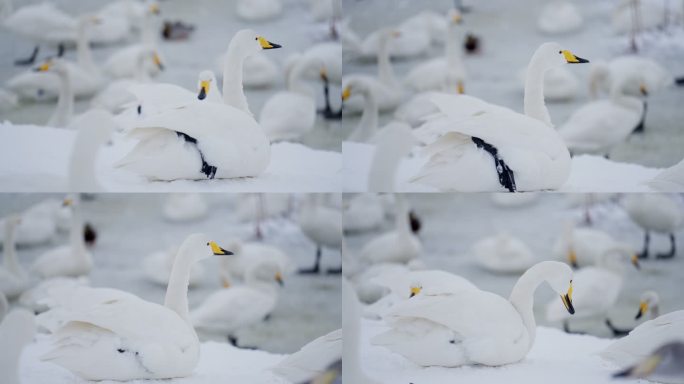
[0, 123, 341, 192]
[20, 335, 289, 384]
[342, 141, 662, 192]
[360, 320, 621, 384]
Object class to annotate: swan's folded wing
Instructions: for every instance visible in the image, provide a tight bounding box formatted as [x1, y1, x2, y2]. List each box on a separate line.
[128, 83, 195, 112]
[271, 329, 342, 383]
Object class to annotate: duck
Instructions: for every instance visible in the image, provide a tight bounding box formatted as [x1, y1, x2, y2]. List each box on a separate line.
[0, 215, 30, 299]
[613, 341, 684, 383]
[600, 310, 684, 369]
[236, 0, 282, 21]
[343, 29, 403, 114]
[605, 290, 660, 336]
[259, 57, 324, 141]
[623, 194, 683, 259]
[103, 7, 162, 79]
[341, 278, 381, 384]
[162, 193, 209, 223]
[0, 309, 36, 384]
[18, 276, 89, 313]
[560, 73, 647, 157]
[271, 328, 342, 383]
[372, 261, 575, 367]
[142, 244, 206, 287]
[6, 16, 104, 101]
[409, 42, 589, 192]
[537, 1, 583, 34]
[191, 259, 283, 346]
[472, 232, 535, 274]
[30, 195, 92, 278]
[404, 9, 465, 93]
[343, 194, 385, 233]
[552, 223, 636, 268]
[359, 195, 422, 265]
[298, 194, 342, 274]
[218, 239, 295, 286]
[116, 30, 281, 181]
[37, 234, 233, 380]
[546, 247, 639, 334]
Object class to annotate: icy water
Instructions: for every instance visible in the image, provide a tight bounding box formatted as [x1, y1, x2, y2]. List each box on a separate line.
[0, 0, 343, 151]
[342, 0, 684, 168]
[0, 193, 342, 354]
[344, 193, 684, 338]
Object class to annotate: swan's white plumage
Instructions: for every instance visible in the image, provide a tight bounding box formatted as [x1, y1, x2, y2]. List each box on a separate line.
[272, 329, 342, 383]
[537, 1, 583, 34]
[472, 232, 535, 273]
[0, 216, 30, 299]
[162, 193, 209, 222]
[0, 309, 36, 384]
[623, 194, 683, 233]
[236, 0, 282, 21]
[343, 194, 385, 233]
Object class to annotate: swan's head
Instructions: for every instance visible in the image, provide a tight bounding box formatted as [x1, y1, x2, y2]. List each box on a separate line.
[34, 59, 69, 76]
[196, 70, 217, 100]
[541, 261, 575, 315]
[249, 260, 285, 287]
[409, 284, 422, 298]
[635, 290, 659, 319]
[230, 29, 282, 58]
[533, 42, 589, 71]
[448, 9, 463, 25]
[341, 78, 373, 102]
[148, 2, 161, 15]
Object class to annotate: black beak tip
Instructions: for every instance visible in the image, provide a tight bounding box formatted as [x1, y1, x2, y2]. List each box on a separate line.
[158, 63, 165, 71]
[409, 293, 416, 298]
[613, 368, 631, 378]
[577, 57, 590, 64]
[197, 88, 206, 100]
[220, 248, 234, 255]
[635, 311, 643, 320]
[268, 42, 282, 49]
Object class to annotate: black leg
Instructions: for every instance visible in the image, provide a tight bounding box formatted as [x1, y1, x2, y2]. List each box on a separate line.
[605, 318, 631, 337]
[318, 75, 342, 120]
[14, 45, 39, 66]
[228, 335, 239, 346]
[326, 266, 342, 274]
[56, 43, 65, 58]
[299, 246, 322, 274]
[656, 233, 676, 259]
[638, 231, 650, 259]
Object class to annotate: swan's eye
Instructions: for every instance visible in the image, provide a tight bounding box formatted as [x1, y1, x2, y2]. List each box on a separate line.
[559, 51, 562, 54]
[206, 242, 210, 246]
[255, 37, 258, 41]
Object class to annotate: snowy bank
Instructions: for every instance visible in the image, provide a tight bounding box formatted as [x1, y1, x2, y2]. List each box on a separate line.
[343, 141, 662, 192]
[21, 335, 290, 384]
[360, 319, 624, 384]
[0, 123, 341, 192]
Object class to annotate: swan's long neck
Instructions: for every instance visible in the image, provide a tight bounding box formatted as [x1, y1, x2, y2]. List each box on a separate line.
[3, 221, 23, 278]
[287, 59, 315, 98]
[141, 12, 156, 47]
[508, 263, 548, 346]
[76, 21, 97, 75]
[367, 126, 415, 191]
[134, 52, 151, 82]
[48, 70, 74, 128]
[164, 243, 195, 323]
[609, 81, 643, 110]
[69, 198, 88, 265]
[68, 119, 111, 192]
[445, 23, 462, 80]
[222, 44, 252, 116]
[377, 35, 397, 87]
[523, 52, 552, 126]
[349, 89, 378, 142]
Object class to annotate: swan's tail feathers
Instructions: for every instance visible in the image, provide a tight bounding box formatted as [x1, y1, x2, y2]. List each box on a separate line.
[114, 128, 175, 168]
[271, 329, 342, 383]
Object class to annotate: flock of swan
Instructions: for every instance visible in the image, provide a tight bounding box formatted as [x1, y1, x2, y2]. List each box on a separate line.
[0, 0, 343, 190]
[0, 193, 344, 383]
[341, 2, 684, 192]
[343, 192, 684, 383]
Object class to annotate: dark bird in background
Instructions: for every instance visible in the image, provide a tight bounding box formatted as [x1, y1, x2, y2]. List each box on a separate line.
[409, 210, 421, 235]
[84, 222, 97, 247]
[464, 33, 480, 54]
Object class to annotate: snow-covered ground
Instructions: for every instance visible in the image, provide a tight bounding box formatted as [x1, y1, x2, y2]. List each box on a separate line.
[0, 194, 341, 355]
[342, 0, 684, 191]
[0, 124, 341, 192]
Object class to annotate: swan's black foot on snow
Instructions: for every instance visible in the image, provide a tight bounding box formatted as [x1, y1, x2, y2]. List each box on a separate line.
[472, 136, 516, 192]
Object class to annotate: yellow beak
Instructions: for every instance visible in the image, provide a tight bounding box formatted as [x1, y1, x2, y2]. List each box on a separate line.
[275, 272, 284, 286]
[341, 86, 351, 101]
[561, 50, 589, 64]
[639, 84, 649, 96]
[568, 249, 578, 269]
[452, 14, 462, 24]
[635, 301, 648, 319]
[208, 241, 234, 256]
[409, 286, 422, 298]
[631, 254, 641, 270]
[198, 80, 209, 100]
[561, 282, 575, 314]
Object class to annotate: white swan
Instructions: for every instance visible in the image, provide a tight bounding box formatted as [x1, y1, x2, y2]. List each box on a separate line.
[1, 1, 77, 48]
[216, 52, 279, 89]
[0, 309, 36, 384]
[404, 10, 465, 93]
[142, 245, 206, 288]
[18, 276, 89, 313]
[98, 0, 159, 32]
[409, 42, 589, 192]
[472, 232, 535, 274]
[359, 12, 436, 60]
[259, 57, 323, 141]
[363, 122, 419, 193]
[30, 195, 92, 279]
[612, 0, 682, 34]
[342, 278, 381, 384]
[162, 193, 209, 222]
[236, 0, 282, 21]
[343, 29, 403, 114]
[537, 1, 583, 34]
[352, 260, 425, 304]
[552, 224, 636, 268]
[545, 247, 639, 328]
[589, 56, 674, 99]
[272, 328, 342, 383]
[0, 215, 30, 299]
[103, 7, 161, 79]
[301, 42, 342, 83]
[635, 290, 660, 320]
[37, 234, 232, 380]
[343, 194, 385, 233]
[219, 239, 295, 286]
[190, 259, 283, 342]
[372, 261, 575, 367]
[6, 16, 104, 101]
[560, 73, 647, 157]
[359, 195, 422, 265]
[600, 310, 684, 367]
[0, 206, 56, 248]
[117, 30, 281, 181]
[298, 195, 342, 274]
[612, 341, 684, 383]
[648, 157, 684, 191]
[623, 194, 683, 259]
